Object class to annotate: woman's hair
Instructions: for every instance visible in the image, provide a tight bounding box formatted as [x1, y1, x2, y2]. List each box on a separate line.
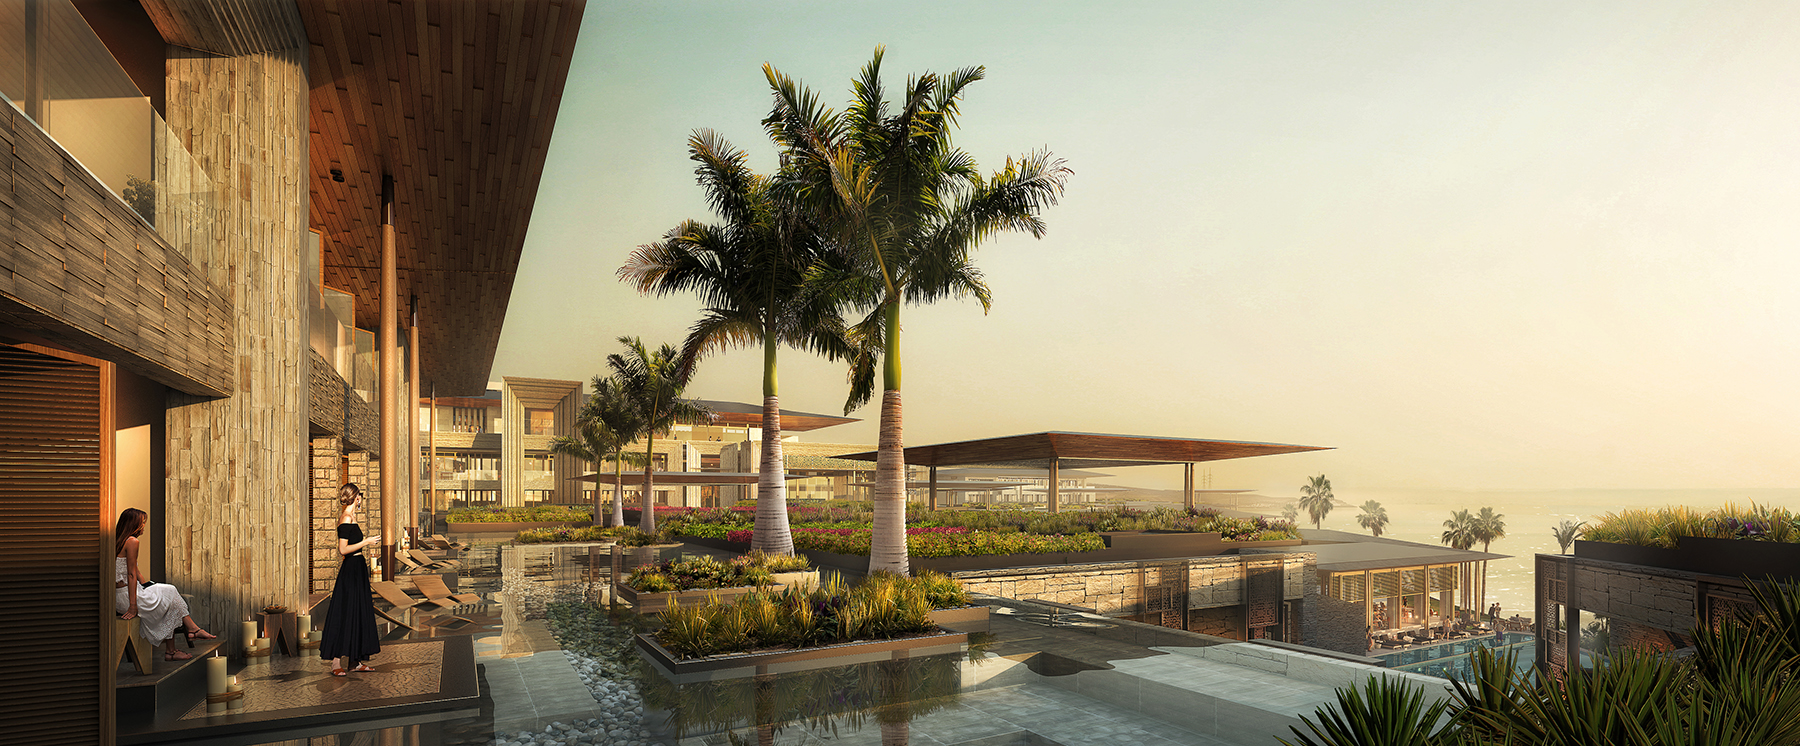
[339, 483, 362, 507]
[114, 508, 146, 557]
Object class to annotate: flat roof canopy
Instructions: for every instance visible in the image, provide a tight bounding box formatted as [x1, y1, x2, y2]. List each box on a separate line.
[848, 480, 1034, 492]
[690, 400, 859, 432]
[1302, 530, 1509, 573]
[834, 431, 1330, 469]
[579, 471, 802, 485]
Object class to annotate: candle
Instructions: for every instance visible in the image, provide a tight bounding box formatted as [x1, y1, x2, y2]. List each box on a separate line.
[206, 656, 227, 694]
[240, 621, 258, 651]
[226, 680, 244, 710]
[297, 614, 311, 636]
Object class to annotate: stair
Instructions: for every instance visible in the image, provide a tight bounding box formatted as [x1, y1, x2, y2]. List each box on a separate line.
[116, 639, 226, 721]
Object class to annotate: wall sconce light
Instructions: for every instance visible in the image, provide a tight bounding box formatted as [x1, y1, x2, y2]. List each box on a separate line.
[330, 169, 345, 183]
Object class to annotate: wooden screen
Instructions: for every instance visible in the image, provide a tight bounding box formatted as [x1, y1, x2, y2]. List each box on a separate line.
[0, 343, 113, 745]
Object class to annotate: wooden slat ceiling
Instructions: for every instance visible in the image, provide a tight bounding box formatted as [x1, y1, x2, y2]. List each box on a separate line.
[296, 0, 586, 396]
[833, 432, 1332, 470]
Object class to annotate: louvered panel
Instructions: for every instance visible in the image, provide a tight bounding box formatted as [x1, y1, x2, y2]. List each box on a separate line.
[0, 343, 107, 746]
[1372, 570, 1401, 599]
[1432, 566, 1457, 592]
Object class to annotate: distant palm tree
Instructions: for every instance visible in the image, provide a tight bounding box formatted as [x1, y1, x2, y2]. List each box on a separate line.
[548, 376, 645, 527]
[1355, 500, 1389, 537]
[1442, 509, 1477, 621]
[1282, 503, 1299, 523]
[1298, 474, 1334, 529]
[764, 48, 1070, 574]
[1473, 507, 1506, 621]
[1553, 519, 1585, 554]
[619, 130, 851, 555]
[608, 337, 714, 534]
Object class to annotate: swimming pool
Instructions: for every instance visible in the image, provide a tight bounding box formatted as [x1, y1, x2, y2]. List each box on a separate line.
[1373, 632, 1536, 681]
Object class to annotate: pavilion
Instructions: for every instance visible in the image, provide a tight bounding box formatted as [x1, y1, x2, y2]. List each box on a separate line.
[836, 432, 1329, 511]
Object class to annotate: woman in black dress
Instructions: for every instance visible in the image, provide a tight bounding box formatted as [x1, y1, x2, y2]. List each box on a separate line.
[321, 483, 382, 676]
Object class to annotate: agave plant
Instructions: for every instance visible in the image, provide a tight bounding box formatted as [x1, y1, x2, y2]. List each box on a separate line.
[1280, 674, 1453, 746]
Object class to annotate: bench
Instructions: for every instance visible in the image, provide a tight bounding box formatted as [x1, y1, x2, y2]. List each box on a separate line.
[113, 616, 154, 675]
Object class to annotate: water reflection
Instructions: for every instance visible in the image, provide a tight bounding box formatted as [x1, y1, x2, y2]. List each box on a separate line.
[641, 652, 969, 745]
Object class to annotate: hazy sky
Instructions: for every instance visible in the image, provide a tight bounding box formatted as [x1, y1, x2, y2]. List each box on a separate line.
[490, 0, 1800, 494]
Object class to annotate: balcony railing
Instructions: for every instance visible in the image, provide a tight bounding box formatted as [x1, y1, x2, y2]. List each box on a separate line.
[0, 0, 213, 263]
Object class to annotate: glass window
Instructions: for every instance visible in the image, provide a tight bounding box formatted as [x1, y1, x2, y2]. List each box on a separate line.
[527, 408, 555, 435]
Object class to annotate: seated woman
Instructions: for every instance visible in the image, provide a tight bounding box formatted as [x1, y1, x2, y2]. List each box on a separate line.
[114, 508, 216, 660]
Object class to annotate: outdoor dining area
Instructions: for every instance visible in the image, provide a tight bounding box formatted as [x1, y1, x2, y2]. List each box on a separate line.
[1302, 529, 1509, 654]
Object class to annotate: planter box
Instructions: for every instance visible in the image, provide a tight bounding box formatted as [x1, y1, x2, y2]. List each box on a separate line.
[927, 605, 990, 633]
[445, 520, 587, 534]
[615, 570, 821, 614]
[1575, 538, 1800, 582]
[682, 533, 1305, 575]
[636, 630, 969, 684]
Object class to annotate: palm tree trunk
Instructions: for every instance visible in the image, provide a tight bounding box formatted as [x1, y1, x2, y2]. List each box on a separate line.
[641, 434, 658, 534]
[868, 303, 909, 575]
[611, 455, 626, 528]
[753, 335, 794, 555]
[591, 455, 603, 528]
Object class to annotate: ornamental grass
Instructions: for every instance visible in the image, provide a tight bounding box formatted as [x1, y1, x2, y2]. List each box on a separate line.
[449, 504, 593, 523]
[1582, 503, 1800, 548]
[652, 571, 968, 660]
[626, 552, 813, 593]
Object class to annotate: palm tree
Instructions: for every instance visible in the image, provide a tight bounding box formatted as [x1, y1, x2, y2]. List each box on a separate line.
[1553, 519, 1584, 554]
[548, 376, 645, 527]
[1441, 509, 1477, 621]
[1298, 474, 1334, 530]
[763, 48, 1070, 574]
[619, 130, 851, 556]
[608, 336, 714, 534]
[1473, 506, 1506, 621]
[1355, 500, 1389, 537]
[1281, 503, 1299, 523]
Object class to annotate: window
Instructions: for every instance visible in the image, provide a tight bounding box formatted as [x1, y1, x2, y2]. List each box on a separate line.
[448, 407, 485, 433]
[527, 408, 555, 435]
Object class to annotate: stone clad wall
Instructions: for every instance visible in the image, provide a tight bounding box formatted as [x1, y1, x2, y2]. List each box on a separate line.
[1573, 559, 1698, 632]
[955, 551, 1314, 621]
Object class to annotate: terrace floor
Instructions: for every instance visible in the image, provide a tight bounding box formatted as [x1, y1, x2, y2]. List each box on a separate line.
[192, 539, 1404, 746]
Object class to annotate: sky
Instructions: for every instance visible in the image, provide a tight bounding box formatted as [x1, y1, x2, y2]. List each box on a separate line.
[489, 0, 1800, 495]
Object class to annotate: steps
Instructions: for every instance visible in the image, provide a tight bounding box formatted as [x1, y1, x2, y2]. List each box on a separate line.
[116, 639, 227, 721]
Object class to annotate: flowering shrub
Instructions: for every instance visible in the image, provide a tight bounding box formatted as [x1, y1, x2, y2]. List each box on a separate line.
[450, 505, 592, 523]
[626, 552, 812, 592]
[791, 530, 1103, 557]
[1584, 504, 1800, 548]
[722, 526, 968, 544]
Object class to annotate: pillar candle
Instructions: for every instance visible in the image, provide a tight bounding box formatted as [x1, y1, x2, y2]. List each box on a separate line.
[241, 621, 258, 651]
[226, 680, 244, 710]
[206, 656, 227, 694]
[297, 614, 311, 635]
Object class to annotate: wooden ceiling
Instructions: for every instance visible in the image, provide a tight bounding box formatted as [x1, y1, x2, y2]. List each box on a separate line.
[833, 432, 1331, 470]
[694, 399, 860, 433]
[295, 0, 586, 395]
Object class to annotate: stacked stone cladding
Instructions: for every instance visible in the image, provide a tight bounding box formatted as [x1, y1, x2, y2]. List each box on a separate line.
[308, 349, 379, 453]
[954, 551, 1314, 619]
[1573, 558, 1698, 632]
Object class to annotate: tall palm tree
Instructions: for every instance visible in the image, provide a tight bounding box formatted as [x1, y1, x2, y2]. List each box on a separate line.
[608, 337, 714, 534]
[1441, 509, 1477, 622]
[1473, 506, 1506, 620]
[1553, 519, 1584, 554]
[620, 130, 851, 556]
[1355, 500, 1389, 537]
[1298, 474, 1334, 530]
[548, 376, 645, 527]
[763, 48, 1070, 574]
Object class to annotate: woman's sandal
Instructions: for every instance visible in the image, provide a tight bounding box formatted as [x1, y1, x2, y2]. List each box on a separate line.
[186, 628, 218, 640]
[164, 650, 193, 661]
[350, 664, 375, 673]
[331, 667, 348, 677]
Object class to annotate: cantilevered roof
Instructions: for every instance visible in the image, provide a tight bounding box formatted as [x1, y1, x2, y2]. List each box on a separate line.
[579, 471, 802, 485]
[295, 0, 586, 395]
[834, 432, 1329, 470]
[1300, 529, 1509, 573]
[848, 480, 1033, 492]
[937, 466, 1112, 479]
[690, 400, 859, 432]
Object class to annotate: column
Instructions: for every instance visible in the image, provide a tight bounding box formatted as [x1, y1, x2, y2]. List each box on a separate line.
[1047, 459, 1060, 514]
[379, 175, 398, 581]
[928, 466, 938, 511]
[1183, 463, 1195, 510]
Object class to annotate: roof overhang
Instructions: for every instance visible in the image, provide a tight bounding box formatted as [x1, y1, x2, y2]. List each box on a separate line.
[579, 471, 802, 485]
[834, 431, 1330, 469]
[691, 400, 859, 432]
[296, 0, 586, 395]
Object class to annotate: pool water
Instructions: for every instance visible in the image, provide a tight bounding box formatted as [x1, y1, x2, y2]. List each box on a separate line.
[1374, 632, 1536, 681]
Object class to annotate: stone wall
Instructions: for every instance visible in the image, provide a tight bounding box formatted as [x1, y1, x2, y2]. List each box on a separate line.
[955, 552, 1313, 628]
[1188, 606, 1245, 639]
[309, 437, 342, 595]
[308, 349, 379, 452]
[1573, 559, 1698, 632]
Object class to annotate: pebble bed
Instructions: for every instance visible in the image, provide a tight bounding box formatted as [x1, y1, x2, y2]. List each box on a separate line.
[478, 571, 658, 746]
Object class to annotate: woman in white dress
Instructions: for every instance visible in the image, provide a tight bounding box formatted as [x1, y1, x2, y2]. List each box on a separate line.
[114, 508, 215, 660]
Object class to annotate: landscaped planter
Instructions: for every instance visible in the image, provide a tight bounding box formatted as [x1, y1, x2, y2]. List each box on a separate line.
[635, 629, 969, 684]
[446, 520, 588, 534]
[926, 605, 990, 633]
[681, 533, 1304, 575]
[1575, 538, 1800, 582]
[615, 570, 821, 614]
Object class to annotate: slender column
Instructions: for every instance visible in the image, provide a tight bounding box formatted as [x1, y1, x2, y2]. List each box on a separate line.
[1047, 459, 1060, 514]
[428, 386, 437, 531]
[379, 175, 398, 581]
[928, 466, 938, 511]
[1183, 463, 1195, 511]
[408, 313, 420, 545]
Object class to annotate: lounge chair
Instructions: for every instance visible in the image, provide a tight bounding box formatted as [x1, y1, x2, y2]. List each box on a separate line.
[406, 548, 461, 570]
[428, 534, 465, 551]
[411, 574, 482, 606]
[371, 580, 429, 611]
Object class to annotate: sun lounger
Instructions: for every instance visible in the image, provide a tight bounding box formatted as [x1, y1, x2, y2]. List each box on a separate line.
[370, 580, 429, 610]
[428, 534, 465, 551]
[392, 553, 438, 574]
[406, 548, 461, 570]
[373, 606, 420, 631]
[411, 573, 482, 605]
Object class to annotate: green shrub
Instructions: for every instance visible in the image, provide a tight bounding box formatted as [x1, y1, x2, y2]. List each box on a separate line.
[514, 525, 639, 544]
[626, 552, 813, 592]
[651, 572, 962, 660]
[1583, 503, 1800, 548]
[451, 505, 592, 523]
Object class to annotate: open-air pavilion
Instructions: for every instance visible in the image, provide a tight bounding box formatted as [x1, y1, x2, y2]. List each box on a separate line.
[1304, 529, 1509, 646]
[836, 431, 1329, 511]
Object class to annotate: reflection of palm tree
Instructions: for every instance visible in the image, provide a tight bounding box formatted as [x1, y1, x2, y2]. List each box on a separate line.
[1355, 500, 1389, 537]
[764, 48, 1070, 574]
[1298, 475, 1334, 529]
[1553, 519, 1584, 554]
[608, 337, 712, 534]
[549, 377, 644, 527]
[620, 131, 850, 553]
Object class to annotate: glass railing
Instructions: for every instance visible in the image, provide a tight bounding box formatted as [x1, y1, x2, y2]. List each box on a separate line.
[0, 0, 213, 264]
[352, 327, 377, 404]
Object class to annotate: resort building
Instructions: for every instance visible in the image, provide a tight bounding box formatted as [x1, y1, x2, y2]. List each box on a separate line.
[0, 0, 582, 742]
[1303, 529, 1508, 656]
